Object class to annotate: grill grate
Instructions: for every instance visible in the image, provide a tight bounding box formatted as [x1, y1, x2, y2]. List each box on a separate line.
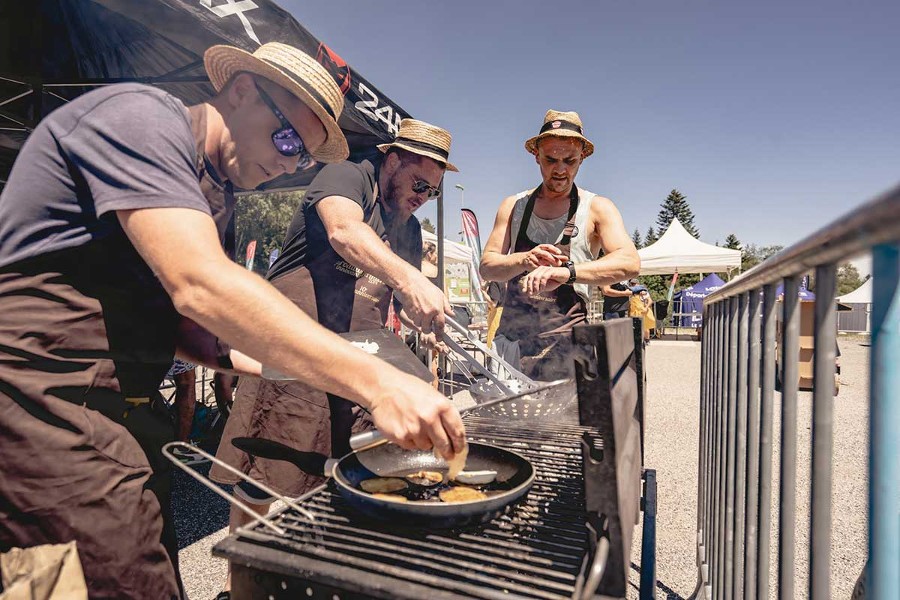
[218, 418, 599, 600]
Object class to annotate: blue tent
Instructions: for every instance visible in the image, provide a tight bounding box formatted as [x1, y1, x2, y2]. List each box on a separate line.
[673, 273, 726, 326]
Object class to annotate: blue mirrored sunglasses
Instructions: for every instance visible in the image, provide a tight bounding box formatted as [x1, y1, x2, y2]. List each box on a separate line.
[254, 82, 315, 170]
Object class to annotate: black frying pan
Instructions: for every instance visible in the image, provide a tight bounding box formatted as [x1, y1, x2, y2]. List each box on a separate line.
[232, 437, 535, 528]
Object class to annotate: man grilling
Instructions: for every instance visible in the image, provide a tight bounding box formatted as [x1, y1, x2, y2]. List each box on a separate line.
[480, 109, 640, 380]
[0, 43, 464, 599]
[211, 120, 458, 596]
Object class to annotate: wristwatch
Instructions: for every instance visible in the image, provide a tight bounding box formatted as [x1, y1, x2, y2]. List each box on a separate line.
[563, 260, 577, 284]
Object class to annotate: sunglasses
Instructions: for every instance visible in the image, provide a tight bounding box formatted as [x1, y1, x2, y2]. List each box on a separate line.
[254, 82, 315, 170]
[411, 179, 441, 199]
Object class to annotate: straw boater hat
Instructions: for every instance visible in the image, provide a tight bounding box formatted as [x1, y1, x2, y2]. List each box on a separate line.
[524, 109, 594, 158]
[377, 119, 459, 172]
[204, 42, 349, 163]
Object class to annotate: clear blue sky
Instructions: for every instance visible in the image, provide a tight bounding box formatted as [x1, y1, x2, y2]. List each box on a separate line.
[283, 0, 899, 255]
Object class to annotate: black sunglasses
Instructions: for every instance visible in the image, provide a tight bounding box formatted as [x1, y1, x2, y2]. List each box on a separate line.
[411, 179, 441, 199]
[254, 82, 315, 170]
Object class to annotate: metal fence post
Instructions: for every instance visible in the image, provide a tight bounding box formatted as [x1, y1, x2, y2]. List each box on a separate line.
[743, 288, 762, 600]
[778, 275, 800, 600]
[869, 242, 900, 600]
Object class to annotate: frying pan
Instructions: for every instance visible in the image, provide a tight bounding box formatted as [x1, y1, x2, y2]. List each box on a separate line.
[231, 437, 535, 528]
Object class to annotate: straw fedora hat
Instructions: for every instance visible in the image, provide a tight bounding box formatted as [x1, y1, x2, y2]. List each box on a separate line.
[524, 109, 594, 158]
[377, 118, 459, 172]
[204, 42, 349, 163]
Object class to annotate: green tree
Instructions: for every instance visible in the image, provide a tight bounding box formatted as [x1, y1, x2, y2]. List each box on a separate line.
[631, 228, 642, 249]
[645, 226, 658, 246]
[420, 217, 436, 234]
[723, 234, 741, 250]
[656, 189, 700, 238]
[740, 243, 784, 272]
[234, 190, 305, 275]
[836, 262, 865, 296]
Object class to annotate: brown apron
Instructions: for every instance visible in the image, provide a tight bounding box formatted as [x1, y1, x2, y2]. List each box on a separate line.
[213, 188, 394, 497]
[0, 104, 232, 600]
[496, 185, 586, 380]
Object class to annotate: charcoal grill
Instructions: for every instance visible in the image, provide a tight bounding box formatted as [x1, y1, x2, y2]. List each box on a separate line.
[214, 320, 658, 599]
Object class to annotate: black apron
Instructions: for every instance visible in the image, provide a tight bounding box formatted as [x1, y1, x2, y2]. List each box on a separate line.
[213, 186, 397, 497]
[496, 185, 586, 380]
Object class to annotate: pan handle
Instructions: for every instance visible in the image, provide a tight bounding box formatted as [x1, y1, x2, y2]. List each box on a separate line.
[349, 429, 387, 450]
[162, 441, 316, 535]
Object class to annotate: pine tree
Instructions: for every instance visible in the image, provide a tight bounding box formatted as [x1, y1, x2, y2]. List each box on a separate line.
[724, 234, 741, 250]
[656, 189, 700, 238]
[645, 226, 658, 246]
[420, 217, 436, 233]
[631, 228, 642, 249]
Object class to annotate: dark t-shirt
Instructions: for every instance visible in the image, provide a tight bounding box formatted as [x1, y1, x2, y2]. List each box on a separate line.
[0, 83, 213, 400]
[603, 282, 631, 314]
[0, 83, 210, 268]
[267, 158, 423, 281]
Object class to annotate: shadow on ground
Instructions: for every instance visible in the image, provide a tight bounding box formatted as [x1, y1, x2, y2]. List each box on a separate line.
[171, 445, 231, 550]
[630, 562, 690, 600]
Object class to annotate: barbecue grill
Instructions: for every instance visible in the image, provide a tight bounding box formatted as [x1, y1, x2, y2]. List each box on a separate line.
[213, 319, 658, 599]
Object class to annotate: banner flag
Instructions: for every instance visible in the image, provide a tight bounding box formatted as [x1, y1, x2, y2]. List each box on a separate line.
[460, 208, 485, 303]
[245, 240, 257, 271]
[666, 271, 680, 302]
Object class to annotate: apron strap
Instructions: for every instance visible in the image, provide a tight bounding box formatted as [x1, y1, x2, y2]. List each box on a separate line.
[516, 184, 580, 248]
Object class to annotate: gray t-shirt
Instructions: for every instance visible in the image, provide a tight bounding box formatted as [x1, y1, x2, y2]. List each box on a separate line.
[0, 83, 210, 268]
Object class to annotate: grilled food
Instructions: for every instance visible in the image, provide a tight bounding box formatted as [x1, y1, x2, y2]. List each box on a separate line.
[372, 493, 408, 502]
[439, 486, 487, 503]
[444, 442, 469, 482]
[405, 470, 443, 486]
[359, 477, 408, 494]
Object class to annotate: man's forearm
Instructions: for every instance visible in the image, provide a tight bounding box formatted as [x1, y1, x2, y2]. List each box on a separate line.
[573, 250, 640, 287]
[479, 250, 526, 282]
[330, 220, 420, 293]
[173, 260, 405, 410]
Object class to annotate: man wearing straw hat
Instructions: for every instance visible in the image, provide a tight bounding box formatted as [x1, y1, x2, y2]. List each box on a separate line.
[211, 119, 458, 582]
[0, 42, 464, 599]
[480, 109, 640, 380]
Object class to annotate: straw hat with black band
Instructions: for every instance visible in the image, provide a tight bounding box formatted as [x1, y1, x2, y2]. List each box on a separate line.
[204, 42, 349, 163]
[524, 109, 594, 158]
[377, 119, 459, 172]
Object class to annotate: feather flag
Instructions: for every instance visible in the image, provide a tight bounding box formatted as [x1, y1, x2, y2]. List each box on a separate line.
[666, 271, 679, 302]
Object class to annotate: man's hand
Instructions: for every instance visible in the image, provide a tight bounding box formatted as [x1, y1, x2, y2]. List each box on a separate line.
[394, 274, 453, 333]
[521, 265, 569, 296]
[521, 243, 565, 272]
[419, 331, 449, 354]
[368, 377, 466, 459]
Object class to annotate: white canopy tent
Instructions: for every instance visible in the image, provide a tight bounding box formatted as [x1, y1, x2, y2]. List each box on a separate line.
[836, 278, 873, 303]
[836, 278, 873, 333]
[638, 218, 742, 275]
[422, 230, 474, 264]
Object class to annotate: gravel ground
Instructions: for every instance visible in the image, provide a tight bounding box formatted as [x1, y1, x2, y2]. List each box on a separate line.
[175, 337, 871, 600]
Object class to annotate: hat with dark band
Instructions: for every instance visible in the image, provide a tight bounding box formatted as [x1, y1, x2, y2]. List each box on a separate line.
[204, 42, 349, 163]
[525, 109, 594, 158]
[377, 118, 458, 172]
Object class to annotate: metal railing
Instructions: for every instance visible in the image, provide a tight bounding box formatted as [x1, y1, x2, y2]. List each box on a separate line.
[694, 184, 899, 599]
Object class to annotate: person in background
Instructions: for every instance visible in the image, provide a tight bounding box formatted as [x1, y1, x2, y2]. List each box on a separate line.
[480, 109, 639, 380]
[601, 281, 633, 319]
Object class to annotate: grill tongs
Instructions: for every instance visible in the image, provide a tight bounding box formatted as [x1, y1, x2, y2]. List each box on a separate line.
[440, 315, 532, 397]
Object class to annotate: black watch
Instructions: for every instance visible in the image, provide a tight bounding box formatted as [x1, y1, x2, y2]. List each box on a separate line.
[563, 260, 577, 284]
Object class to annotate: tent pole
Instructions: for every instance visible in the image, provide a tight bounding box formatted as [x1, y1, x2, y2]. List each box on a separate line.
[437, 182, 445, 294]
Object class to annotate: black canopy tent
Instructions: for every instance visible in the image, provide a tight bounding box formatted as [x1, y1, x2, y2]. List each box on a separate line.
[0, 0, 450, 288]
[0, 0, 410, 192]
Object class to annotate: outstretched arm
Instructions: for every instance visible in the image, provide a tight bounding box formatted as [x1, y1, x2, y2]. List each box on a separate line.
[118, 206, 465, 457]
